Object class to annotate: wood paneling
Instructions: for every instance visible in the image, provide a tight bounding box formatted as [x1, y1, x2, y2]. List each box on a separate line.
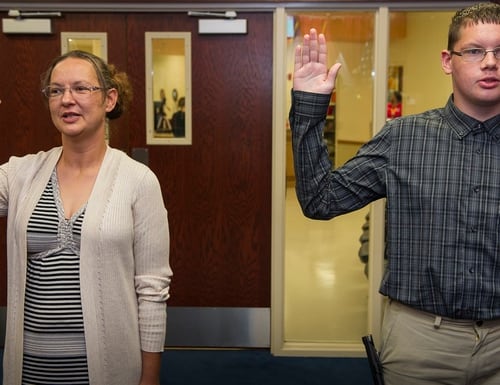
[126, 13, 273, 307]
[0, 12, 273, 308]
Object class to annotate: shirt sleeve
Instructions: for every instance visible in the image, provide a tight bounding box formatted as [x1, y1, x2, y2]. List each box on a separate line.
[133, 169, 172, 352]
[289, 90, 389, 219]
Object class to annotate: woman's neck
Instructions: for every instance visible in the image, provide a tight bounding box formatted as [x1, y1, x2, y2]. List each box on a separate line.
[59, 139, 107, 170]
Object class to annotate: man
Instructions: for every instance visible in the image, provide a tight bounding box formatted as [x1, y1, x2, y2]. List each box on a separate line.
[290, 3, 500, 384]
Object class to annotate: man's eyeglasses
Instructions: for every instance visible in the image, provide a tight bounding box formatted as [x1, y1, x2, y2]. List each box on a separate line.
[41, 84, 103, 98]
[450, 47, 500, 62]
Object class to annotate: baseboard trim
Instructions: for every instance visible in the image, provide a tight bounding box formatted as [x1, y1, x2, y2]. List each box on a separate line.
[166, 307, 270, 348]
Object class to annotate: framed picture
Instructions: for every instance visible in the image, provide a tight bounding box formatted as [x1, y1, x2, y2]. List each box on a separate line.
[145, 32, 192, 145]
[388, 65, 403, 92]
[61, 32, 107, 60]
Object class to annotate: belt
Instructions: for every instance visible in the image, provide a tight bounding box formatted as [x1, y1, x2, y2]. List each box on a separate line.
[389, 300, 500, 329]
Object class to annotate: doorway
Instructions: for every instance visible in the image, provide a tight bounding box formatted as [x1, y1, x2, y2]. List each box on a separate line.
[272, 5, 458, 356]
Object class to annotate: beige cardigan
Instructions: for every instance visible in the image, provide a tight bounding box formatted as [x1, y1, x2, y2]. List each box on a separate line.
[0, 146, 172, 385]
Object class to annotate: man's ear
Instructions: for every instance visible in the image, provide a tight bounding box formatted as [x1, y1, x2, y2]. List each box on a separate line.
[441, 50, 453, 75]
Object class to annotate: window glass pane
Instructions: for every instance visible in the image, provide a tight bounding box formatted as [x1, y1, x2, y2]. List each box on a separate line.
[285, 11, 375, 344]
[283, 8, 457, 346]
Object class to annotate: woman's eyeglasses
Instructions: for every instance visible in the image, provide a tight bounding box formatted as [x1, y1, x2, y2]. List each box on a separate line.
[41, 84, 103, 98]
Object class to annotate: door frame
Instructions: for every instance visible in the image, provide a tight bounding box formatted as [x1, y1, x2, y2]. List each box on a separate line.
[270, 6, 389, 357]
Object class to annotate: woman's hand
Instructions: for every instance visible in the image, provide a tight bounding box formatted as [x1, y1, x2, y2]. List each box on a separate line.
[293, 28, 341, 95]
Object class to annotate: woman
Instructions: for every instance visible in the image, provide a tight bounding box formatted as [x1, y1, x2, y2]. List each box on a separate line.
[0, 50, 172, 385]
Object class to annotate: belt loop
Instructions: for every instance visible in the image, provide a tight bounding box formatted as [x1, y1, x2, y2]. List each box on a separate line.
[434, 316, 442, 329]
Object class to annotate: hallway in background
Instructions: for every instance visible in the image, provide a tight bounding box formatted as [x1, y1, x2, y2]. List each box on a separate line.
[285, 187, 370, 344]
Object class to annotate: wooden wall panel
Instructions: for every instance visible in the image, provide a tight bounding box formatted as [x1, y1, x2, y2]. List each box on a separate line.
[126, 13, 273, 307]
[0, 11, 273, 308]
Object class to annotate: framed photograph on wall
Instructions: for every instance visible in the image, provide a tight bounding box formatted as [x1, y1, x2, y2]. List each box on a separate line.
[145, 32, 192, 145]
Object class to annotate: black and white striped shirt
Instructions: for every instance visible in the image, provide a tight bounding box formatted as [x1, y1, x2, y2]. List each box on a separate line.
[23, 170, 89, 385]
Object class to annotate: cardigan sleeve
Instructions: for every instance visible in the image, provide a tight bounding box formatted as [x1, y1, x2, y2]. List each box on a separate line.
[132, 168, 172, 352]
[0, 162, 8, 217]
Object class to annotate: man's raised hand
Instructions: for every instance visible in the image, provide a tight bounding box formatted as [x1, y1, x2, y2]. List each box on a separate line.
[293, 28, 341, 94]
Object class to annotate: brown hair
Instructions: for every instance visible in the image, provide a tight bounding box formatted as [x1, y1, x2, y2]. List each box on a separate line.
[447, 2, 500, 50]
[40, 50, 133, 120]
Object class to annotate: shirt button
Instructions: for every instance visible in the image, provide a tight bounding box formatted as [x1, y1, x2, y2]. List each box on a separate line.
[469, 267, 474, 274]
[473, 186, 480, 193]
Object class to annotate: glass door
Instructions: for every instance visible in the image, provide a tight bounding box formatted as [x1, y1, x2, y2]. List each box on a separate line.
[284, 11, 375, 347]
[273, 5, 459, 356]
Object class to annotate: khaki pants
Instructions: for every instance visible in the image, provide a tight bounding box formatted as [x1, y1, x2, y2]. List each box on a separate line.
[380, 300, 500, 385]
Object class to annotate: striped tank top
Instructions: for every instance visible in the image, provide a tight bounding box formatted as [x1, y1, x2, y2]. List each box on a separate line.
[22, 170, 89, 384]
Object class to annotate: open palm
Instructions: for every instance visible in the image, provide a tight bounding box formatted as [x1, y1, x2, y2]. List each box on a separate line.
[293, 28, 341, 94]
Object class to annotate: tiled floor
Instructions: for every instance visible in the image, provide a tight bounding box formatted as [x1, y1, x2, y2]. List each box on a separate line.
[284, 187, 369, 343]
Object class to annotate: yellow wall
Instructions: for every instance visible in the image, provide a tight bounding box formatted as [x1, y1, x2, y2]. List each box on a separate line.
[332, 40, 374, 144]
[390, 12, 454, 116]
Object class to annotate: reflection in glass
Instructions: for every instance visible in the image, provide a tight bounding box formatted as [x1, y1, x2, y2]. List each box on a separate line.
[145, 32, 192, 145]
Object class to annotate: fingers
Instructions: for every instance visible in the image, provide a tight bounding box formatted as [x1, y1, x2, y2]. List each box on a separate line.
[308, 29, 319, 63]
[327, 62, 342, 86]
[294, 44, 303, 71]
[293, 27, 339, 94]
[318, 32, 328, 66]
[298, 28, 326, 66]
[307, 29, 324, 65]
[301, 32, 311, 66]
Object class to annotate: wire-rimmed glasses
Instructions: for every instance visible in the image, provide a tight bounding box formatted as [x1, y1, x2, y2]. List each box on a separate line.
[450, 47, 500, 62]
[41, 84, 103, 98]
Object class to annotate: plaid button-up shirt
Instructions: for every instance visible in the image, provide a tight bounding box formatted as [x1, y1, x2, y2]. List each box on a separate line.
[290, 90, 500, 320]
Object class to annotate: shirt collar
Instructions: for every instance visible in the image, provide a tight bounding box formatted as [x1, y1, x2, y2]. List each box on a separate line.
[445, 95, 500, 141]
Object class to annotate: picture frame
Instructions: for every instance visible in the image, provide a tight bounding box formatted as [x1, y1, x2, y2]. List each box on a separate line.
[145, 32, 192, 145]
[61, 32, 107, 61]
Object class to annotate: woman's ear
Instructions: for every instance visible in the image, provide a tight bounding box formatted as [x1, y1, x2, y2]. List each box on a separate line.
[105, 88, 118, 112]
